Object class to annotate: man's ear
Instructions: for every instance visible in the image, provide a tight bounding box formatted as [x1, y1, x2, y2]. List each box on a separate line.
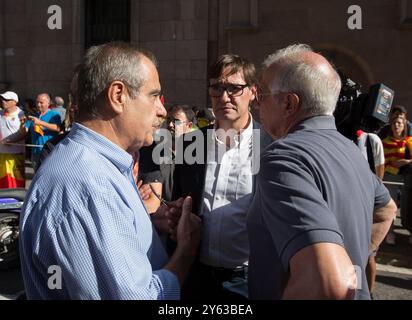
[107, 81, 127, 114]
[250, 85, 257, 102]
[284, 92, 300, 117]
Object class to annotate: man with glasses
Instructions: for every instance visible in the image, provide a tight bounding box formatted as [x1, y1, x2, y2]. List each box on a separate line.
[247, 44, 396, 299]
[172, 54, 272, 300]
[167, 105, 196, 144]
[138, 104, 196, 208]
[163, 105, 195, 200]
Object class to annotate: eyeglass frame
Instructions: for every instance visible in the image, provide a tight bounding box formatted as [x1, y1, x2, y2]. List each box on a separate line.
[255, 87, 297, 103]
[167, 117, 190, 126]
[208, 83, 251, 98]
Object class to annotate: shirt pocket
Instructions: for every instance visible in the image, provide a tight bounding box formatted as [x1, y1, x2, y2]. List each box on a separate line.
[235, 160, 253, 200]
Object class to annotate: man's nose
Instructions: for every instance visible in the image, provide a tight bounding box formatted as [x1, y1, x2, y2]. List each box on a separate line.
[219, 89, 232, 102]
[156, 99, 167, 118]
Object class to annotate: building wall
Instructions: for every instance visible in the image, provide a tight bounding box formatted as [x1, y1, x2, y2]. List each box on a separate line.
[1, 0, 411, 115]
[138, 0, 209, 108]
[217, 0, 412, 114]
[1, 0, 83, 103]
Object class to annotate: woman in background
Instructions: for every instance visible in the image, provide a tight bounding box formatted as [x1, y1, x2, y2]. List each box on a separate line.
[382, 114, 412, 245]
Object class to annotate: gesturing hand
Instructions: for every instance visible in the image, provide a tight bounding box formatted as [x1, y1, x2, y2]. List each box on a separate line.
[175, 197, 202, 254]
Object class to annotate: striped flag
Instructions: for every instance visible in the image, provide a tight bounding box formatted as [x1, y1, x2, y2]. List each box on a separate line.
[34, 124, 44, 136]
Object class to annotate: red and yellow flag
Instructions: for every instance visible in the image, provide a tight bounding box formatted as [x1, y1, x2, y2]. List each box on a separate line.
[34, 124, 44, 136]
[0, 154, 25, 189]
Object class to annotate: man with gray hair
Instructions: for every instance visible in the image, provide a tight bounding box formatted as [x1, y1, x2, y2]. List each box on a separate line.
[54, 96, 66, 123]
[247, 44, 396, 299]
[19, 42, 201, 299]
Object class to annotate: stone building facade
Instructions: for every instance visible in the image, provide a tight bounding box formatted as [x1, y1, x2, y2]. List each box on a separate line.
[1, 0, 411, 114]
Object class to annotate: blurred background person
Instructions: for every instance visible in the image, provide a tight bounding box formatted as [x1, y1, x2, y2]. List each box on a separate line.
[5, 93, 61, 171]
[195, 107, 215, 128]
[138, 103, 196, 213]
[54, 96, 66, 123]
[23, 98, 37, 116]
[378, 105, 412, 140]
[383, 115, 412, 176]
[355, 129, 385, 297]
[382, 114, 412, 245]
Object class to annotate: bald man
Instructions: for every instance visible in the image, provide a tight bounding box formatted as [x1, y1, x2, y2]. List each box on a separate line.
[247, 44, 396, 300]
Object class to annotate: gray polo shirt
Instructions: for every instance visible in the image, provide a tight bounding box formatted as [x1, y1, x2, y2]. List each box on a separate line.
[247, 116, 391, 300]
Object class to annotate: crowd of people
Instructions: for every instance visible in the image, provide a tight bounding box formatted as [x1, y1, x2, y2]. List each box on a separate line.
[0, 41, 410, 300]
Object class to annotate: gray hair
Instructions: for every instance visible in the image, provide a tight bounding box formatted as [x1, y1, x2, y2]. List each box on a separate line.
[54, 96, 64, 107]
[262, 44, 341, 116]
[77, 42, 157, 119]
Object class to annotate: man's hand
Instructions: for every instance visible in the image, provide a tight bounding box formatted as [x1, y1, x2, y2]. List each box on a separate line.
[164, 197, 202, 285]
[28, 115, 41, 126]
[175, 197, 202, 255]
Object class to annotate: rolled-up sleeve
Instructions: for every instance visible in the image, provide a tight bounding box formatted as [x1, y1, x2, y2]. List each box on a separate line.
[258, 152, 344, 271]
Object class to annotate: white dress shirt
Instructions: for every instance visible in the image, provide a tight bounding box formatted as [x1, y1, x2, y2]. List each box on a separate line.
[199, 119, 254, 268]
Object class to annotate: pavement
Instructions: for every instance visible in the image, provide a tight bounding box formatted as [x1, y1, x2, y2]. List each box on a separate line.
[373, 212, 412, 300]
[0, 162, 411, 300]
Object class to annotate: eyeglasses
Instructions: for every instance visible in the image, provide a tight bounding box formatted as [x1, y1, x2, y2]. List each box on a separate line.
[167, 117, 188, 125]
[208, 83, 249, 98]
[255, 87, 290, 102]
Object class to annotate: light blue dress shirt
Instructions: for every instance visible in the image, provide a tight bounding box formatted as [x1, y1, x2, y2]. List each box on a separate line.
[19, 123, 180, 299]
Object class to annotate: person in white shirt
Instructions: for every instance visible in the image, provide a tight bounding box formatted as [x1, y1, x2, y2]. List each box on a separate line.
[172, 54, 272, 300]
[356, 130, 385, 179]
[356, 130, 385, 297]
[0, 91, 26, 188]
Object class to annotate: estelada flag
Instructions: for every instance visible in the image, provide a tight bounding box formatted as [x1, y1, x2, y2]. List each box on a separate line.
[0, 153, 25, 188]
[34, 124, 44, 136]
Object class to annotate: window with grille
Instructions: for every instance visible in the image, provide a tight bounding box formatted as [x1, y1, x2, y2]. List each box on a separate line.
[85, 0, 131, 48]
[400, 0, 412, 28]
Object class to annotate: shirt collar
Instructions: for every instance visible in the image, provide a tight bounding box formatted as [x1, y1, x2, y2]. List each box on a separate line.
[69, 123, 133, 173]
[289, 115, 337, 134]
